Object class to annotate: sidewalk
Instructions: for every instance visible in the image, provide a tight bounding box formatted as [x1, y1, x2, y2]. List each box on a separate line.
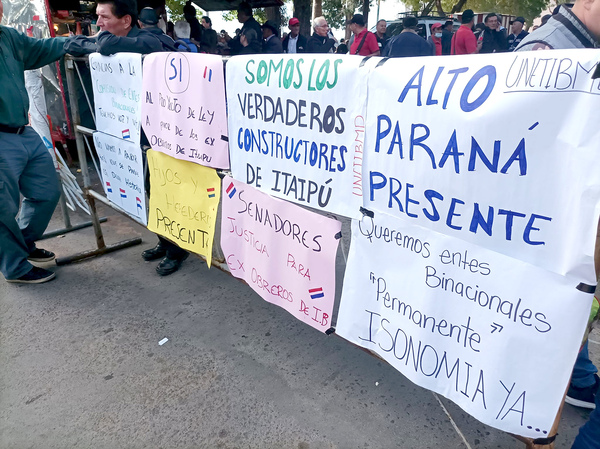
[0, 197, 597, 449]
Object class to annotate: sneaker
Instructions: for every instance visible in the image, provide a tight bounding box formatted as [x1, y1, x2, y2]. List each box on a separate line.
[7, 266, 56, 284]
[27, 248, 56, 263]
[566, 374, 599, 409]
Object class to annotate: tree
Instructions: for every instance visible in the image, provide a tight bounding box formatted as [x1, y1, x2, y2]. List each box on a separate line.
[165, 0, 203, 22]
[402, 0, 551, 23]
[222, 8, 268, 24]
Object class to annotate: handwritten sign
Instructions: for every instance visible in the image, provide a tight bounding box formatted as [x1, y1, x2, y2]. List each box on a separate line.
[336, 213, 592, 438]
[142, 53, 229, 169]
[220, 176, 341, 331]
[226, 54, 369, 218]
[93, 131, 146, 225]
[147, 149, 220, 266]
[90, 53, 142, 145]
[363, 49, 600, 283]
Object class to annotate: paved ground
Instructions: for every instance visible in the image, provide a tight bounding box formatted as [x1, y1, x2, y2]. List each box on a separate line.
[1, 194, 598, 449]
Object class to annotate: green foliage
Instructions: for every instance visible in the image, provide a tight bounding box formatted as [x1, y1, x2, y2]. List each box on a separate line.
[402, 0, 551, 22]
[165, 0, 204, 22]
[322, 0, 360, 29]
[322, 0, 374, 29]
[222, 8, 268, 23]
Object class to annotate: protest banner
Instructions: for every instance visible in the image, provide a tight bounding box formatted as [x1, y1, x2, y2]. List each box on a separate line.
[142, 53, 229, 169]
[93, 131, 147, 225]
[336, 213, 593, 438]
[147, 149, 220, 266]
[226, 54, 369, 218]
[363, 49, 600, 283]
[220, 176, 341, 332]
[90, 53, 142, 145]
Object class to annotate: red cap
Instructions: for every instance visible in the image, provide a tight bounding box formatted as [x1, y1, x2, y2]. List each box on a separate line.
[432, 22, 442, 29]
[289, 17, 300, 26]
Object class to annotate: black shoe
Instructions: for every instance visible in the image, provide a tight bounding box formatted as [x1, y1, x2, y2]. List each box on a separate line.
[141, 244, 167, 261]
[566, 374, 599, 409]
[27, 248, 55, 263]
[156, 254, 189, 276]
[7, 266, 56, 284]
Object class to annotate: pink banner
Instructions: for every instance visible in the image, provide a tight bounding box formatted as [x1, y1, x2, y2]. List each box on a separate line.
[141, 53, 229, 169]
[221, 176, 341, 332]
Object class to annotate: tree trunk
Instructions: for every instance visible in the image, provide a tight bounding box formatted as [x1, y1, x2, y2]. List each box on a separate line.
[312, 0, 323, 19]
[435, 0, 445, 16]
[450, 0, 468, 14]
[293, 0, 312, 37]
[361, 0, 369, 27]
[265, 5, 282, 31]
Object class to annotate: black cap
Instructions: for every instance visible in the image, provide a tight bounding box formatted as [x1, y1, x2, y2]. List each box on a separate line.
[461, 9, 474, 24]
[510, 16, 525, 25]
[346, 14, 365, 26]
[139, 7, 159, 25]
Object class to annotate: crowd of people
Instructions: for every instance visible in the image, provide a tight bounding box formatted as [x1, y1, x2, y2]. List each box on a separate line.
[1, 0, 599, 446]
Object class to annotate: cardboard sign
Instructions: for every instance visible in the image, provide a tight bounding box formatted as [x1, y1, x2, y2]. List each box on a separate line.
[93, 131, 146, 225]
[147, 149, 220, 265]
[220, 176, 341, 331]
[90, 53, 142, 145]
[336, 213, 592, 438]
[142, 53, 229, 169]
[363, 49, 600, 283]
[226, 54, 369, 218]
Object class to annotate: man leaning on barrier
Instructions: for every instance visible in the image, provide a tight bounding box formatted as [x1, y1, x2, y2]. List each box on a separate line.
[0, 0, 91, 284]
[67, 0, 192, 276]
[64, 0, 163, 55]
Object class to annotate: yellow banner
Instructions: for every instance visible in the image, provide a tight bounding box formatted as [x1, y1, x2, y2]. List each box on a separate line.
[147, 149, 220, 267]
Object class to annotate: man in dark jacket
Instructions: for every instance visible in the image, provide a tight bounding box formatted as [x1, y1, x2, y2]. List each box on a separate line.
[282, 18, 307, 53]
[138, 7, 178, 51]
[200, 16, 218, 53]
[0, 0, 90, 283]
[507, 16, 528, 51]
[228, 2, 262, 55]
[183, 0, 202, 42]
[382, 16, 431, 58]
[262, 20, 283, 53]
[441, 20, 453, 55]
[306, 16, 336, 53]
[479, 12, 508, 53]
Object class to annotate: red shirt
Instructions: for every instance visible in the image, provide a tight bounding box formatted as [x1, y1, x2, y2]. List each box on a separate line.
[451, 25, 477, 55]
[350, 29, 379, 56]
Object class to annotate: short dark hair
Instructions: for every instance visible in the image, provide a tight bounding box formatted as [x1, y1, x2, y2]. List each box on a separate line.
[402, 16, 418, 29]
[202, 15, 211, 25]
[237, 2, 253, 17]
[97, 0, 138, 24]
[484, 13, 497, 23]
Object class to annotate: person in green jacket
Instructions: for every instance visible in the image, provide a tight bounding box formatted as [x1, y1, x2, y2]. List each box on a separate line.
[0, 0, 89, 283]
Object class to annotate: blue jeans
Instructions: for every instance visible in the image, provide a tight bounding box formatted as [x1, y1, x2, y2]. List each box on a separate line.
[572, 390, 600, 448]
[0, 128, 60, 280]
[572, 341, 598, 388]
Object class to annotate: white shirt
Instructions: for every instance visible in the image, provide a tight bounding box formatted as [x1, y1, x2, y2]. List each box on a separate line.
[287, 34, 298, 53]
